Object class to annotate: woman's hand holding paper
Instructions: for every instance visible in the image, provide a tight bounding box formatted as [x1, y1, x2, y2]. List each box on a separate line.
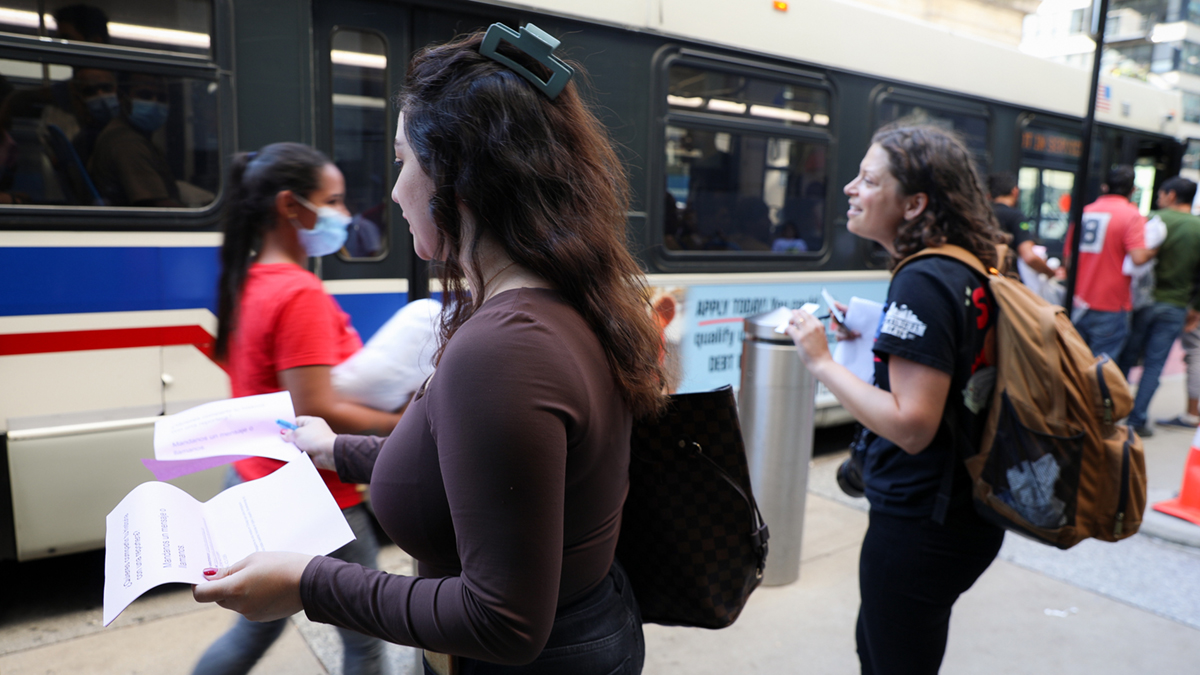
[193, 551, 313, 622]
[283, 416, 338, 471]
[785, 308, 834, 371]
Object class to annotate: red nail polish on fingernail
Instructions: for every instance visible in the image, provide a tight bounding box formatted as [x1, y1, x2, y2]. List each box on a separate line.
[203, 568, 217, 576]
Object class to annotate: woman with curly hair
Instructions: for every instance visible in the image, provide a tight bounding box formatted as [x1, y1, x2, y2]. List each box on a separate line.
[193, 26, 665, 675]
[785, 124, 1008, 674]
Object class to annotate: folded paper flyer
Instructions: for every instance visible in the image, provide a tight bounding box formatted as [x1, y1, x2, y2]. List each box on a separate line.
[103, 456, 352, 625]
[143, 391, 302, 480]
[104, 392, 352, 626]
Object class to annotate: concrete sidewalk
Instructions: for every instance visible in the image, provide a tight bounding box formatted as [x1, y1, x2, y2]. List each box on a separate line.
[641, 373, 1200, 673]
[4, 378, 1200, 674]
[643, 473, 1200, 674]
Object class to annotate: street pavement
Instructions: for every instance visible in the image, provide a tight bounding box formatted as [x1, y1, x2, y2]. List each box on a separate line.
[3, 374, 1199, 674]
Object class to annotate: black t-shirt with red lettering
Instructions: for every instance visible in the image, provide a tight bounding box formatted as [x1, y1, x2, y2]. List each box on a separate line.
[862, 256, 997, 518]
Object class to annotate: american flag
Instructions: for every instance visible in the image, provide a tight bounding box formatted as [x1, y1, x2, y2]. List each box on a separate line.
[1096, 84, 1112, 113]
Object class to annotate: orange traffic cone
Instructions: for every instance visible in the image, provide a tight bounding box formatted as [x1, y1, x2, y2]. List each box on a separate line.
[1153, 426, 1200, 526]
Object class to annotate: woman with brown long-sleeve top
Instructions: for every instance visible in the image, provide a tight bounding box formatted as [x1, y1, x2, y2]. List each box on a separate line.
[192, 27, 666, 675]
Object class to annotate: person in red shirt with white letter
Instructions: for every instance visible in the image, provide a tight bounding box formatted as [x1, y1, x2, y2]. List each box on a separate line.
[1067, 166, 1156, 359]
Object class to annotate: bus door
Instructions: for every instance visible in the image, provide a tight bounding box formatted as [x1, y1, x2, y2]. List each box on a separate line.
[1015, 122, 1081, 261]
[312, 1, 415, 341]
[1095, 128, 1183, 215]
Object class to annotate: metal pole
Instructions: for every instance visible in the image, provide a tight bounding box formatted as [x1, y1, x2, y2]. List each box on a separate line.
[1064, 0, 1111, 316]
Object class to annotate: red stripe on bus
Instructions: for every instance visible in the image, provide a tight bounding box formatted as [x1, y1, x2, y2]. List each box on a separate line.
[0, 326, 215, 359]
[697, 317, 745, 326]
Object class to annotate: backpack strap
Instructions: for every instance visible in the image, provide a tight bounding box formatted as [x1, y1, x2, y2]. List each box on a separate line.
[895, 244, 999, 525]
[1040, 303, 1067, 427]
[892, 244, 1006, 280]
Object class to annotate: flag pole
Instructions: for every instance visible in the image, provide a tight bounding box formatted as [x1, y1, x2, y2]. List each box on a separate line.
[1064, 0, 1111, 316]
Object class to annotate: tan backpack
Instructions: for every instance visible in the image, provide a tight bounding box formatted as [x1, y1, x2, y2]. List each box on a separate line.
[895, 245, 1147, 549]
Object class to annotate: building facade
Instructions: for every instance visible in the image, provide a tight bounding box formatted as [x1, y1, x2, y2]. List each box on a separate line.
[1022, 0, 1200, 142]
[851, 0, 1041, 46]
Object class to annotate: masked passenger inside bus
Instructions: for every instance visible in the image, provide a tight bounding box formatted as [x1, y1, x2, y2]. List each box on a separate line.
[87, 72, 184, 207]
[0, 4, 113, 205]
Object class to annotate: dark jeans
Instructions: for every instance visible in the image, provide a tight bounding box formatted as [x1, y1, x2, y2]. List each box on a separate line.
[1074, 309, 1130, 360]
[856, 508, 1004, 675]
[192, 469, 385, 675]
[425, 560, 644, 675]
[1118, 302, 1189, 428]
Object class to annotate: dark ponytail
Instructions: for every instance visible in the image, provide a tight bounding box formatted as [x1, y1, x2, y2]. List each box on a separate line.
[214, 142, 330, 359]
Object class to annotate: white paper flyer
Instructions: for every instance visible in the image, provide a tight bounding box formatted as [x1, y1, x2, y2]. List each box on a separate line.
[833, 297, 885, 385]
[144, 391, 302, 479]
[103, 457, 353, 626]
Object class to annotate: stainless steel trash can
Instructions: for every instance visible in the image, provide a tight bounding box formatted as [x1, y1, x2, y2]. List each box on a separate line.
[739, 306, 815, 586]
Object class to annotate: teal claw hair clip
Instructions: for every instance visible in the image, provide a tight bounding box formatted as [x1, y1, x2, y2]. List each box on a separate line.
[479, 22, 574, 100]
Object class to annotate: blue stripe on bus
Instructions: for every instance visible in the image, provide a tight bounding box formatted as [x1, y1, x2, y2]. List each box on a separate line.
[0, 247, 222, 317]
[0, 246, 404, 342]
[332, 292, 408, 343]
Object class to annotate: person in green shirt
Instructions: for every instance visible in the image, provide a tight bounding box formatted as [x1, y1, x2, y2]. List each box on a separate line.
[1118, 176, 1200, 435]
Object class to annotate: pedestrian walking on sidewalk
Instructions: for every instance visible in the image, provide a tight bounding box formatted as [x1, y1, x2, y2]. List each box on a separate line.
[192, 26, 666, 675]
[1066, 166, 1156, 359]
[1163, 319, 1200, 429]
[192, 142, 402, 675]
[784, 124, 1006, 674]
[1117, 177, 1200, 437]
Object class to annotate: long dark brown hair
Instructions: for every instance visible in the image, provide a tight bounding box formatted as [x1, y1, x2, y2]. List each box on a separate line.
[397, 30, 666, 418]
[214, 142, 329, 360]
[872, 124, 1007, 269]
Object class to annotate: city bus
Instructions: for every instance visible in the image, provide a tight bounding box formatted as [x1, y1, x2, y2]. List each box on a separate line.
[0, 0, 1183, 561]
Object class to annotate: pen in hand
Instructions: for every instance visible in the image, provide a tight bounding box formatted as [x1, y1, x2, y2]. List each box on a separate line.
[276, 419, 298, 431]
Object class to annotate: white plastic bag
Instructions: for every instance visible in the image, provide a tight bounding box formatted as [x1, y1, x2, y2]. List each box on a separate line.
[1123, 216, 1164, 311]
[332, 299, 441, 412]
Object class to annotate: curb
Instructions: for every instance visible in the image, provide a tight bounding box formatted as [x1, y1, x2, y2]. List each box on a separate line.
[1139, 508, 1200, 548]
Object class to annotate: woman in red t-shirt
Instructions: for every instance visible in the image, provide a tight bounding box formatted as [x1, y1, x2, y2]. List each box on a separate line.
[191, 143, 401, 675]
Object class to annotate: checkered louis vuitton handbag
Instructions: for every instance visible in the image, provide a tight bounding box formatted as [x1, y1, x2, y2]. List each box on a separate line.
[616, 386, 769, 628]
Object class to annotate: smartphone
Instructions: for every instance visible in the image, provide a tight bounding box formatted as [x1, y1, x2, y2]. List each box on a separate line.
[821, 288, 846, 324]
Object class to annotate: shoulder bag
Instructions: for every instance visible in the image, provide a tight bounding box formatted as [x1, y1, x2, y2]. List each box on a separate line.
[616, 385, 769, 628]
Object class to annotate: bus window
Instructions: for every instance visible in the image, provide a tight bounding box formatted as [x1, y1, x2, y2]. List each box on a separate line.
[876, 99, 989, 164]
[0, 58, 218, 207]
[330, 28, 388, 260]
[0, 1, 212, 57]
[667, 65, 830, 130]
[664, 125, 826, 253]
[663, 62, 831, 255]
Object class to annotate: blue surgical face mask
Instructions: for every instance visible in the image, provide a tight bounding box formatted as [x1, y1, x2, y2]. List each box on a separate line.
[293, 194, 352, 257]
[127, 99, 169, 134]
[86, 94, 119, 126]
